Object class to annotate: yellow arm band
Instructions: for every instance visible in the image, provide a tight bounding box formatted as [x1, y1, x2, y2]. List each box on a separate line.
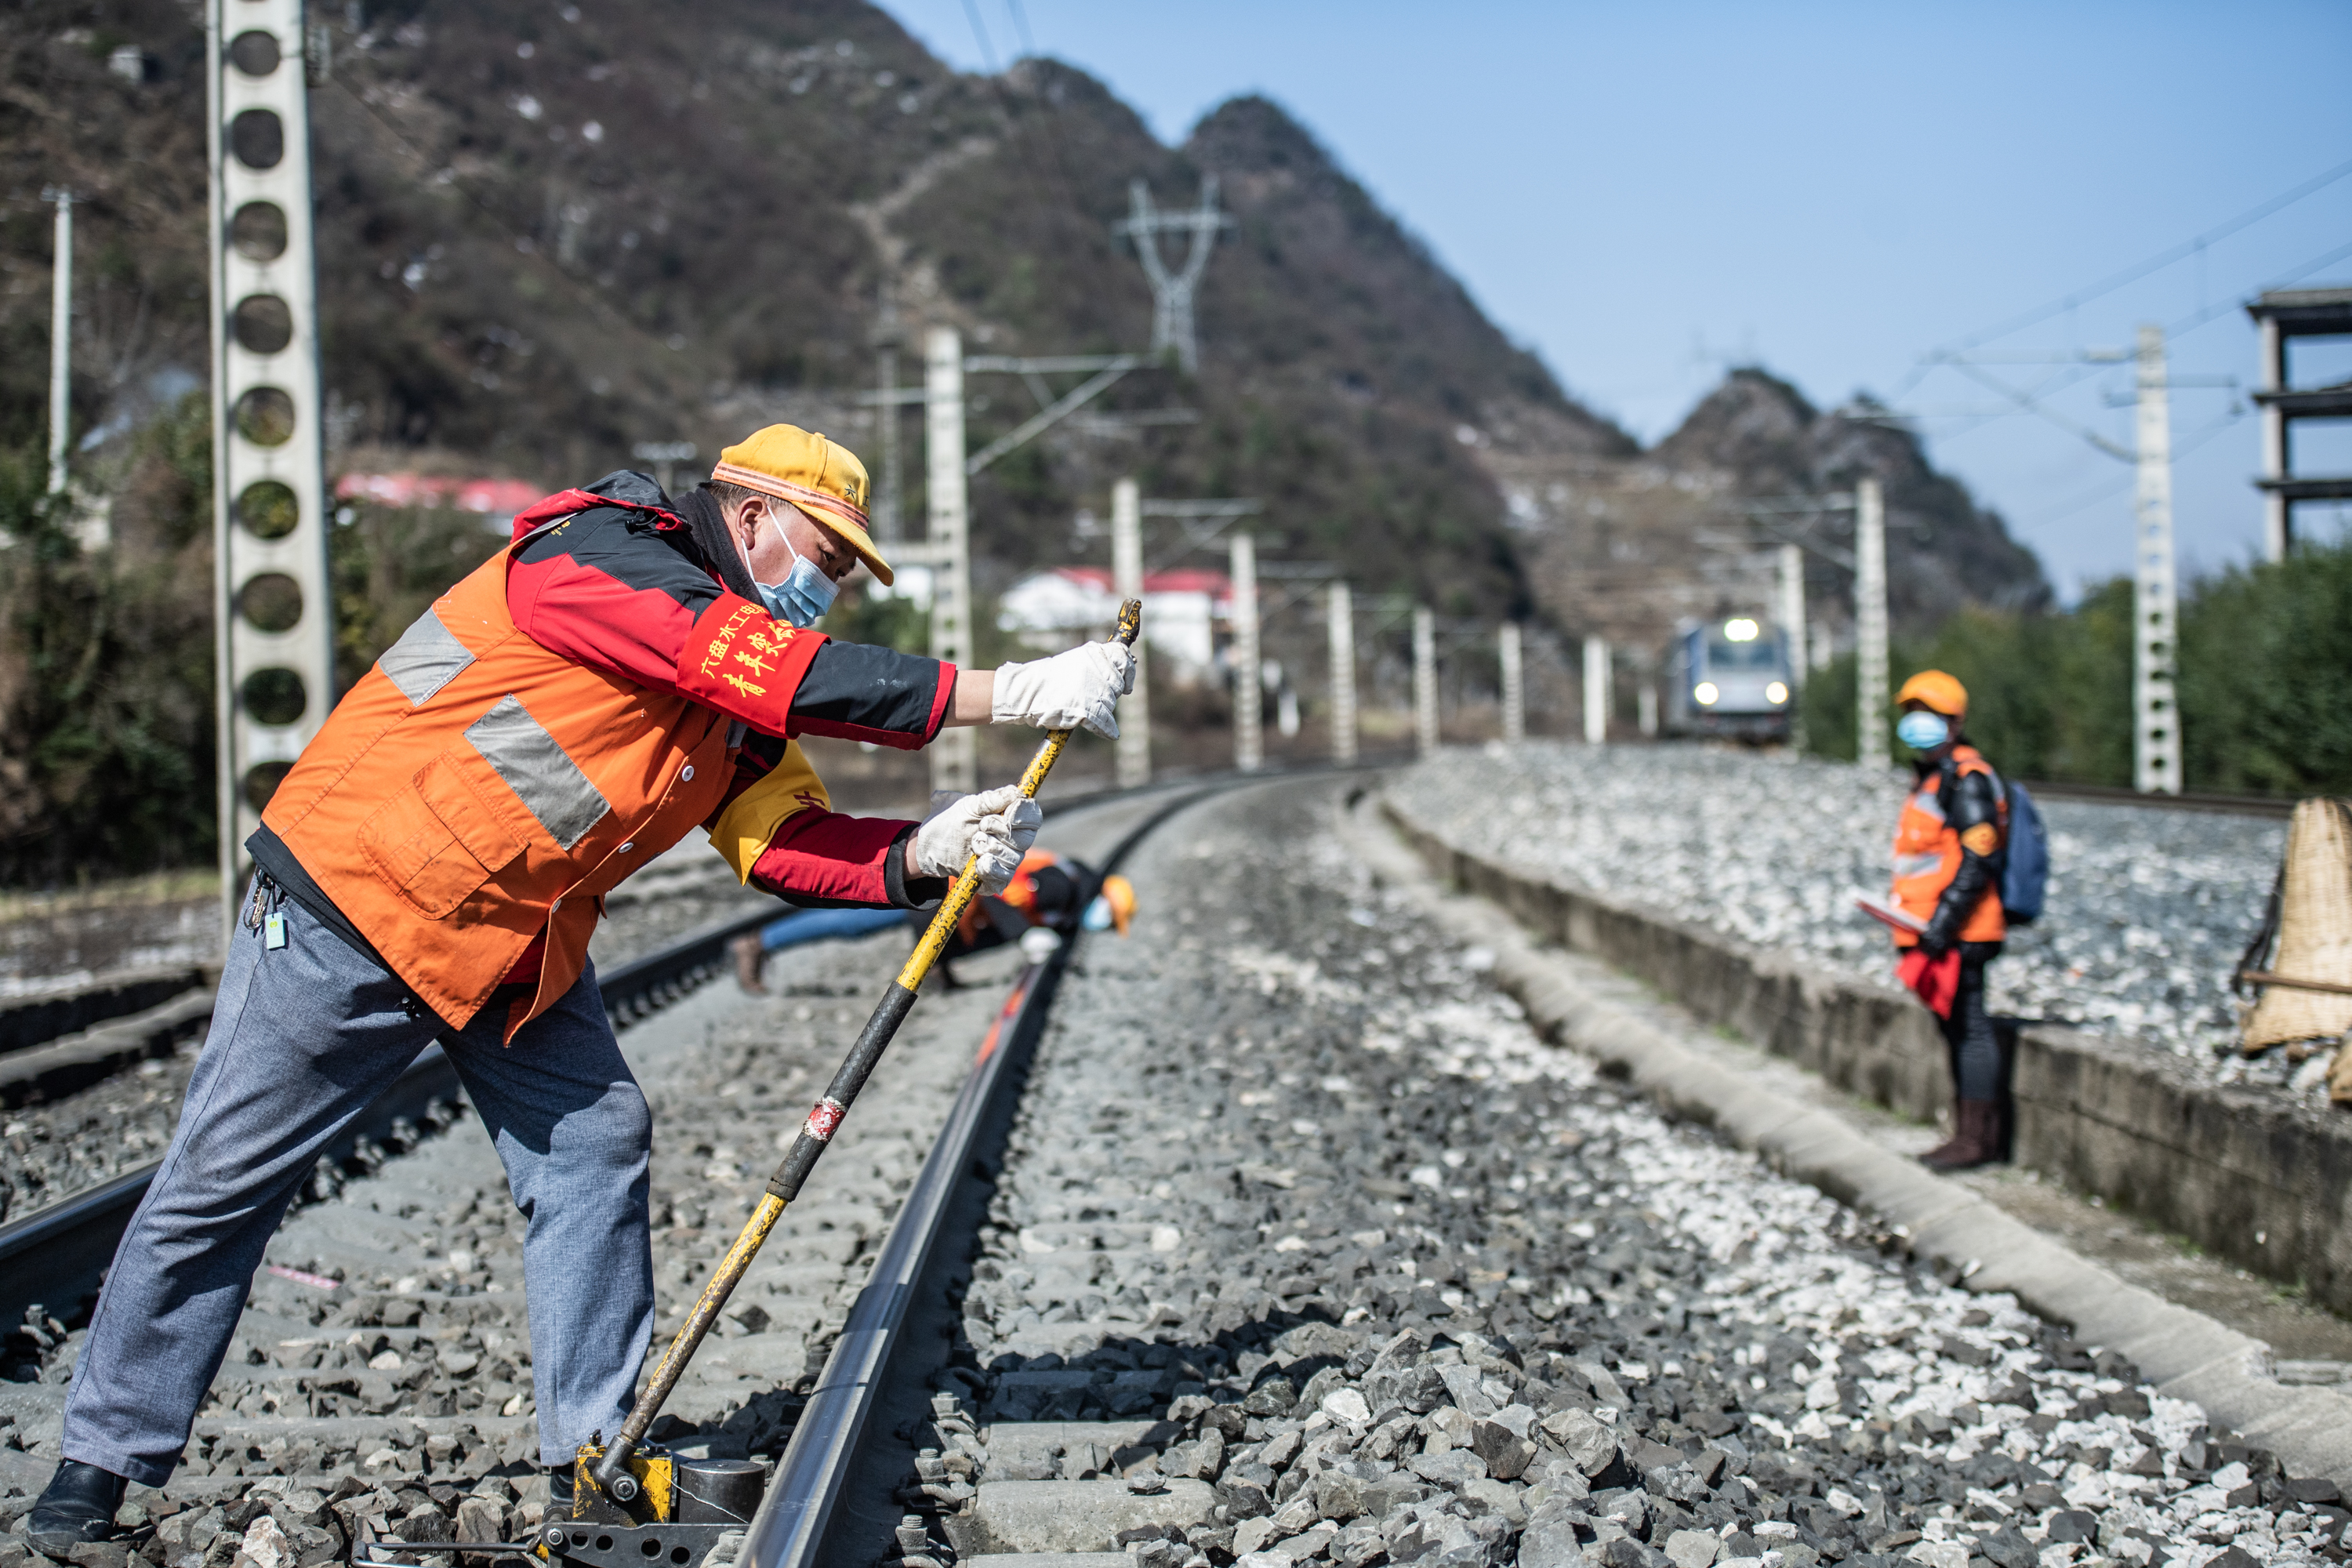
[706, 742, 830, 884]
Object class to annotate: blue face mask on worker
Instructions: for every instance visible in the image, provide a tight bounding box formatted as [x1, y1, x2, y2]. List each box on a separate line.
[1896, 710, 1951, 752]
[749, 509, 838, 628]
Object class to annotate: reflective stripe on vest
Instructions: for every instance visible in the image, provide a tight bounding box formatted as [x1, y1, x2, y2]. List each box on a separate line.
[465, 695, 611, 850]
[379, 608, 477, 706]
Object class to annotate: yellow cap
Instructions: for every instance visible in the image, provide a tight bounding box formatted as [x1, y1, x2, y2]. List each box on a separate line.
[711, 424, 891, 586]
[1896, 668, 1969, 720]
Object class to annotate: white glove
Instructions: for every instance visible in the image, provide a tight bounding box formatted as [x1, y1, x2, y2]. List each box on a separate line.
[992, 641, 1136, 739]
[911, 787, 1044, 895]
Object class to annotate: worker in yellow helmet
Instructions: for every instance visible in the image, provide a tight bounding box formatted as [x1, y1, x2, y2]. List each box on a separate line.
[1887, 669, 2010, 1170]
[24, 426, 1136, 1553]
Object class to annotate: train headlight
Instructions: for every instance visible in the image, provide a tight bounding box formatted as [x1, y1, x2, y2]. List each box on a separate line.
[1723, 618, 1759, 642]
[1693, 682, 1719, 706]
[1766, 681, 1789, 705]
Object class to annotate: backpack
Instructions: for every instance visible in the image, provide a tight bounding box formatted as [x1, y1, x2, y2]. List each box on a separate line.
[1940, 757, 2049, 926]
[1999, 779, 2048, 925]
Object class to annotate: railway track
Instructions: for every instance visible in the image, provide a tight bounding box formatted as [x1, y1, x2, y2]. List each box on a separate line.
[0, 775, 1258, 1565]
[3, 769, 2347, 1568]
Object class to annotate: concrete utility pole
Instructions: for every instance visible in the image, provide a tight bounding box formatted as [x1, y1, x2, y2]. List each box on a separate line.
[1638, 682, 1658, 738]
[1413, 607, 1439, 757]
[1229, 532, 1261, 772]
[45, 190, 71, 499]
[1111, 478, 1149, 788]
[1327, 582, 1357, 767]
[1498, 622, 1525, 744]
[1854, 477, 1889, 770]
[1777, 543, 1807, 691]
[2133, 323, 2181, 795]
[1112, 176, 1232, 373]
[1582, 636, 1610, 746]
[926, 325, 976, 793]
[210, 0, 335, 943]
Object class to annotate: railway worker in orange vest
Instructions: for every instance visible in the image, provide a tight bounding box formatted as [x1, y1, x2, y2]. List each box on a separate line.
[1888, 668, 2009, 1171]
[23, 426, 1134, 1554]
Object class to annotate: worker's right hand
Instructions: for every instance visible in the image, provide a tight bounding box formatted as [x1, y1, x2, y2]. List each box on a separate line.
[911, 787, 1044, 895]
[991, 642, 1136, 738]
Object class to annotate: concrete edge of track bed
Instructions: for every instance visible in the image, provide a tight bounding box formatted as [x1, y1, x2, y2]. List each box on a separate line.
[1370, 792, 2352, 1324]
[1337, 785, 2352, 1494]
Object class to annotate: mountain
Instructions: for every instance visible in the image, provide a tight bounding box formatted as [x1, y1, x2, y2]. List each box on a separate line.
[1480, 368, 2051, 660]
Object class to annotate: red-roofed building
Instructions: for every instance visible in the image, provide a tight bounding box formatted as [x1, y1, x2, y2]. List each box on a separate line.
[998, 566, 1235, 677]
[334, 474, 547, 522]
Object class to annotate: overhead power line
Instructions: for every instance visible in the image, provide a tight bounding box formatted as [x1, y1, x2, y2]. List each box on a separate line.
[1896, 153, 2352, 398]
[1900, 231, 2352, 452]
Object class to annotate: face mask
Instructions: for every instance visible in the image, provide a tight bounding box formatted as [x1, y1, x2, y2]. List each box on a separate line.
[746, 510, 838, 628]
[1896, 711, 1951, 752]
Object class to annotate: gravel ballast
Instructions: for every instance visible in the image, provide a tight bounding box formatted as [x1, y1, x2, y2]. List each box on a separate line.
[915, 778, 2347, 1568]
[1384, 746, 2298, 1090]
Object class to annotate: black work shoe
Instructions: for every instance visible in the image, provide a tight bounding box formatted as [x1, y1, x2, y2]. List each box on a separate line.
[546, 1465, 577, 1511]
[24, 1459, 127, 1559]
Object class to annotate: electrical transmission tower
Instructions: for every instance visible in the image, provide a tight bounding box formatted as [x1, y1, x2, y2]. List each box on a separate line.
[1112, 176, 1232, 372]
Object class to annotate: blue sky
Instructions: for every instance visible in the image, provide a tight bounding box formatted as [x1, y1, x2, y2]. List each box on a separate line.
[878, 1, 2352, 601]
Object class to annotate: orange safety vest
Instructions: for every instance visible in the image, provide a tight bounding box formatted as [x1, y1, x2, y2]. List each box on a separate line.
[263, 528, 824, 1039]
[1889, 744, 2007, 947]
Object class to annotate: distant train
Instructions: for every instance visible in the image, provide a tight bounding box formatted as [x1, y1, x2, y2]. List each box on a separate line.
[1664, 616, 1795, 742]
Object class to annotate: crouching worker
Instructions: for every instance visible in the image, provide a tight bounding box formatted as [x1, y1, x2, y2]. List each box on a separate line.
[23, 424, 1133, 1555]
[1888, 669, 2009, 1171]
[940, 848, 1135, 974]
[731, 837, 1137, 991]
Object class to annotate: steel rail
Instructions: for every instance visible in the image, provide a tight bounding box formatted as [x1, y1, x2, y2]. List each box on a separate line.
[739, 775, 1265, 1568]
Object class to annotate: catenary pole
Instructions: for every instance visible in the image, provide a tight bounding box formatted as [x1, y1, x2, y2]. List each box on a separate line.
[1498, 622, 1524, 744]
[1582, 636, 1610, 746]
[46, 191, 71, 499]
[1855, 478, 1889, 770]
[1229, 532, 1261, 772]
[926, 326, 975, 793]
[1111, 478, 1149, 787]
[1413, 608, 1439, 757]
[2133, 324, 2181, 794]
[210, 0, 334, 945]
[1327, 582, 1357, 766]
[1777, 543, 1807, 691]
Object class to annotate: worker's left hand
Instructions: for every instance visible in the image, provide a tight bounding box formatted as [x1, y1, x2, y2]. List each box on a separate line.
[912, 787, 1044, 894]
[992, 642, 1137, 738]
[1915, 925, 1953, 960]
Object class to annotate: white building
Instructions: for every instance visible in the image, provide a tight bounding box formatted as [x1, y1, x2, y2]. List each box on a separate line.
[998, 566, 1232, 679]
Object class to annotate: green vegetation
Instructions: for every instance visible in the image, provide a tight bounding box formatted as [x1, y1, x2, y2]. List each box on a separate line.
[1804, 543, 2352, 797]
[0, 394, 216, 884]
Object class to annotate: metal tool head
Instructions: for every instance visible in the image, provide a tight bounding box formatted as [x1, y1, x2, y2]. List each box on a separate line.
[1115, 597, 1142, 647]
[575, 1438, 672, 1518]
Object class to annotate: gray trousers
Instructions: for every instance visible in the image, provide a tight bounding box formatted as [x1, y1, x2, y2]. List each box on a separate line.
[63, 894, 655, 1485]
